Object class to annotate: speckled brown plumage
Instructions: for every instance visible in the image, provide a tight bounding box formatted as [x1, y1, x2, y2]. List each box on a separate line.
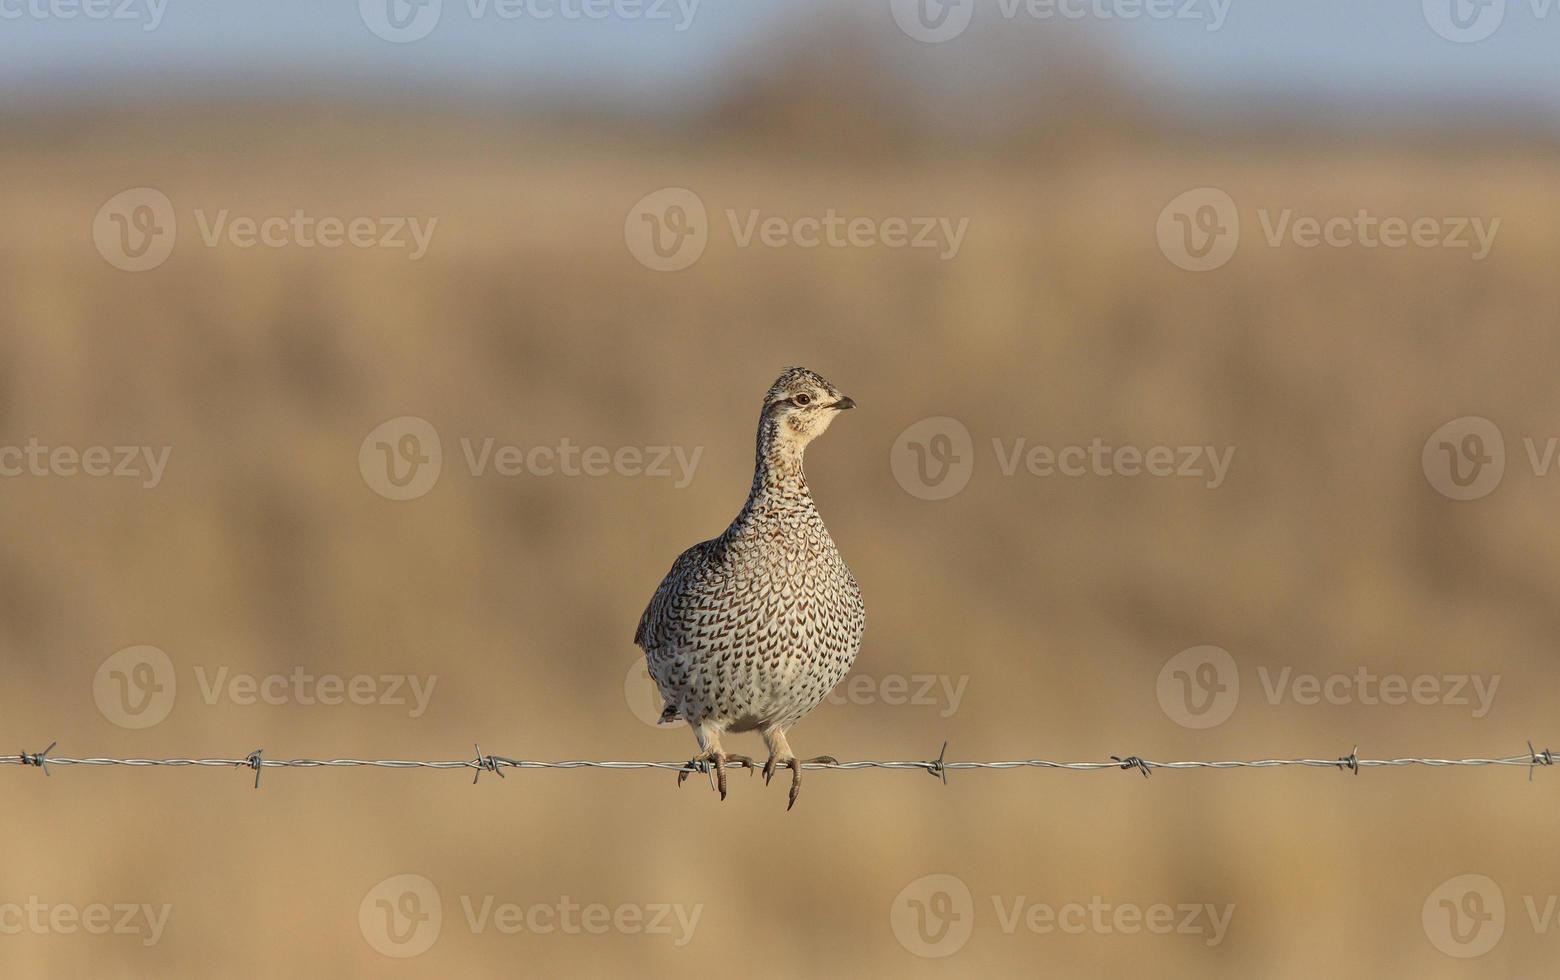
[634, 367, 864, 807]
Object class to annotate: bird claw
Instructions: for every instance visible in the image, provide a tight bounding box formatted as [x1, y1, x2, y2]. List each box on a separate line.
[678, 751, 752, 800]
[758, 754, 838, 810]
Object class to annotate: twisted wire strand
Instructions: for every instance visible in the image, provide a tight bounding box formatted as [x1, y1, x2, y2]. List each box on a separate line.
[3, 742, 1554, 782]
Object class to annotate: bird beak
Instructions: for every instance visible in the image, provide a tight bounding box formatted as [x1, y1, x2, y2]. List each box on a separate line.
[830, 395, 856, 411]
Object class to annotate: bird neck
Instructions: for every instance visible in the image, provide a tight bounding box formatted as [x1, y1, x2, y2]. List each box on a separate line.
[740, 414, 814, 517]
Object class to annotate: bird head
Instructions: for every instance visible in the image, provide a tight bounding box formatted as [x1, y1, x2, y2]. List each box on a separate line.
[761, 367, 855, 451]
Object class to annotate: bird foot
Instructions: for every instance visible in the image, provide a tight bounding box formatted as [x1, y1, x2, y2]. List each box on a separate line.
[676, 751, 754, 800]
[762, 754, 839, 811]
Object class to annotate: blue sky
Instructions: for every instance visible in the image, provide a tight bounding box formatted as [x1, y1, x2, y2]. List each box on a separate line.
[1, 0, 1555, 116]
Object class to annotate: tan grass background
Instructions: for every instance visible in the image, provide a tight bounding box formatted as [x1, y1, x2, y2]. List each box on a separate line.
[2, 84, 1560, 977]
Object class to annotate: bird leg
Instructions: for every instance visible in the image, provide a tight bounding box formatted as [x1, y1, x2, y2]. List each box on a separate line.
[760, 726, 793, 786]
[760, 727, 837, 810]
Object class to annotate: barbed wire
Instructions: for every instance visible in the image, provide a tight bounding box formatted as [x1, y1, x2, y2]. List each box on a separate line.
[3, 740, 1556, 788]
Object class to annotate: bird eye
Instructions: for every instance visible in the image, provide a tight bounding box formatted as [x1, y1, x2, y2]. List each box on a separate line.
[793, 393, 812, 407]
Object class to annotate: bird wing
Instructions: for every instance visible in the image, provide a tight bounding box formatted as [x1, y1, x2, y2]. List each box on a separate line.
[633, 538, 724, 650]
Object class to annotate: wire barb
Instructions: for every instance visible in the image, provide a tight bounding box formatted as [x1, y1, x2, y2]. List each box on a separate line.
[1112, 755, 1152, 778]
[243, 749, 263, 789]
[926, 740, 949, 784]
[1337, 745, 1360, 775]
[472, 743, 506, 784]
[1528, 740, 1553, 783]
[19, 741, 56, 776]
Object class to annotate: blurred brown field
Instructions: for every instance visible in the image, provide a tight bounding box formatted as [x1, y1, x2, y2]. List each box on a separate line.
[3, 71, 1560, 977]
